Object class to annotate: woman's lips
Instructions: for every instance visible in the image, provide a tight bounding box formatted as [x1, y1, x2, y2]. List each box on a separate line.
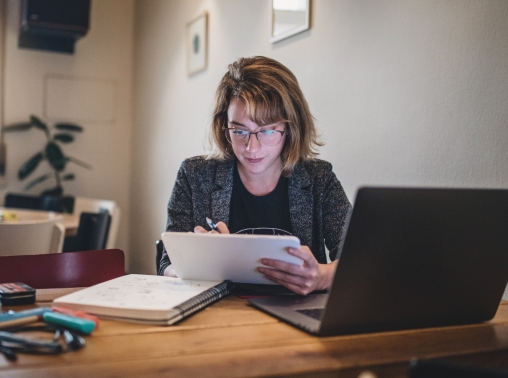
[246, 157, 263, 164]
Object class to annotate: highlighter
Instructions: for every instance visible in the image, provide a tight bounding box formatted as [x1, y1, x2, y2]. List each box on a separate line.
[52, 306, 100, 328]
[43, 312, 96, 335]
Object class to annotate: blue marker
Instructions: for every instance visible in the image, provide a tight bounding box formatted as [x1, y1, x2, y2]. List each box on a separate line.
[0, 308, 51, 329]
[206, 217, 217, 231]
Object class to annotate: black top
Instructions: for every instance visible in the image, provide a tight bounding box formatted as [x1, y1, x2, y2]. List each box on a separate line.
[159, 157, 352, 275]
[228, 163, 292, 235]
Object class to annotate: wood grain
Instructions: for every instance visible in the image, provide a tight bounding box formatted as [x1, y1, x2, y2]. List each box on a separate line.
[1, 291, 507, 377]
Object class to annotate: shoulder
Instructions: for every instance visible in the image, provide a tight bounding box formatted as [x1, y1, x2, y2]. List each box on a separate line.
[180, 156, 224, 172]
[293, 158, 334, 182]
[298, 158, 333, 173]
[289, 158, 340, 192]
[179, 156, 234, 183]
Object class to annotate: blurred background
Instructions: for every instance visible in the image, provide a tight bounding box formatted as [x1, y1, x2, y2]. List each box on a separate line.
[1, 0, 507, 274]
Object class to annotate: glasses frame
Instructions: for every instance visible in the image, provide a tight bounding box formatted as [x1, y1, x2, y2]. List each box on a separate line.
[223, 127, 286, 146]
[0, 325, 85, 360]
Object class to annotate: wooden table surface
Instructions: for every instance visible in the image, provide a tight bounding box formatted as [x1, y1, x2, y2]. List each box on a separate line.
[1, 289, 508, 378]
[62, 213, 79, 237]
[0, 207, 79, 237]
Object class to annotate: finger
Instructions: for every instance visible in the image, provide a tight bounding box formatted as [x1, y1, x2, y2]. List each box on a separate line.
[194, 226, 208, 233]
[287, 247, 317, 266]
[164, 265, 178, 277]
[259, 267, 307, 286]
[215, 221, 230, 234]
[261, 259, 305, 275]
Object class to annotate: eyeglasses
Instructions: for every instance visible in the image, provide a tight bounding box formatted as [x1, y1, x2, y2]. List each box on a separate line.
[223, 128, 285, 146]
[0, 325, 85, 361]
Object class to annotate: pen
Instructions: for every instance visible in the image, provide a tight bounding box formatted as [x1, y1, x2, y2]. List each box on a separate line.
[0, 308, 50, 323]
[0, 315, 41, 329]
[0, 308, 50, 329]
[206, 217, 217, 231]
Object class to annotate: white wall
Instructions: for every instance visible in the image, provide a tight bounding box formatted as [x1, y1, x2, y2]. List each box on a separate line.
[131, 0, 508, 275]
[1, 0, 134, 267]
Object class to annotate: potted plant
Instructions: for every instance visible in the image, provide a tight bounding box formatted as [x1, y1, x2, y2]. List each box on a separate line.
[4, 115, 91, 212]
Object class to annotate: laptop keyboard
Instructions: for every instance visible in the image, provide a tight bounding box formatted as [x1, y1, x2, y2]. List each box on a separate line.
[296, 308, 324, 321]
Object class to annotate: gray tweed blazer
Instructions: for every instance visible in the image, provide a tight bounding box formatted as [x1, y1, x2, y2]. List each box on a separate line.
[158, 156, 352, 275]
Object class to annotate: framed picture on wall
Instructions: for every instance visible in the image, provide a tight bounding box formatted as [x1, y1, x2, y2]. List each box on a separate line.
[186, 12, 208, 75]
[270, 0, 310, 43]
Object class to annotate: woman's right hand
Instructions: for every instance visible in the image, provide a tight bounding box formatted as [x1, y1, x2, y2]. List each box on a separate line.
[194, 221, 230, 234]
[163, 265, 177, 277]
[166, 222, 229, 277]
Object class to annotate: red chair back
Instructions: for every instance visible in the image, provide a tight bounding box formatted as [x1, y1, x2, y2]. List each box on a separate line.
[0, 249, 125, 288]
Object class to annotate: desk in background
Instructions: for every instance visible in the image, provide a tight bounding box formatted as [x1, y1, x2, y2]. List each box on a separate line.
[61, 213, 79, 237]
[0, 207, 79, 237]
[1, 289, 508, 377]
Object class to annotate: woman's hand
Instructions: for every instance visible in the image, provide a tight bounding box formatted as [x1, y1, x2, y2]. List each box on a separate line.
[194, 221, 230, 234]
[258, 246, 338, 295]
[163, 265, 177, 277]
[167, 221, 228, 277]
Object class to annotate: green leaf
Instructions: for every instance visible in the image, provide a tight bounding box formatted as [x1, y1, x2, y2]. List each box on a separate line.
[3, 122, 32, 132]
[62, 173, 75, 181]
[24, 173, 51, 190]
[67, 156, 92, 170]
[45, 142, 67, 172]
[18, 152, 44, 180]
[30, 115, 48, 131]
[54, 123, 83, 132]
[53, 133, 74, 143]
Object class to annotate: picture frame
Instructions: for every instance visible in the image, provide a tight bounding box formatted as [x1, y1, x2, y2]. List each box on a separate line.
[186, 12, 208, 75]
[270, 0, 310, 44]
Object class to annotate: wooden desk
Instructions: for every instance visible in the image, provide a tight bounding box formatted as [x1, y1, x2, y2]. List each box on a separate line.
[62, 213, 79, 237]
[1, 290, 508, 377]
[0, 207, 79, 237]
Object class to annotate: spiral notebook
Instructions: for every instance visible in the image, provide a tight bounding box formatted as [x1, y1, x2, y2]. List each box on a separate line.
[53, 274, 233, 325]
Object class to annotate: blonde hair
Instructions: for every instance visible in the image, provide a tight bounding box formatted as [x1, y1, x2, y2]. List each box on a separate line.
[208, 56, 322, 176]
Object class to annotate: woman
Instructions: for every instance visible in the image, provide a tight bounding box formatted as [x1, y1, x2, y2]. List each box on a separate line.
[159, 56, 351, 295]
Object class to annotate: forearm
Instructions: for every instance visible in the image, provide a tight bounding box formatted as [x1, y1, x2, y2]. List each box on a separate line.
[160, 162, 195, 276]
[158, 248, 171, 276]
[317, 260, 338, 290]
[322, 168, 352, 261]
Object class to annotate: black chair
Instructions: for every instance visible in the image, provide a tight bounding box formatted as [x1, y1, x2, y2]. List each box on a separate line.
[5, 193, 74, 213]
[63, 212, 111, 252]
[40, 195, 75, 213]
[156, 239, 164, 274]
[5, 193, 42, 210]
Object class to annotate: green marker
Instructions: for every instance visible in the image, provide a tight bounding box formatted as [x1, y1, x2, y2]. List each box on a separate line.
[43, 312, 96, 335]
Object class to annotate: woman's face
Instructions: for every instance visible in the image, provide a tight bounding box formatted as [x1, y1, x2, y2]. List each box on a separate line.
[226, 98, 286, 179]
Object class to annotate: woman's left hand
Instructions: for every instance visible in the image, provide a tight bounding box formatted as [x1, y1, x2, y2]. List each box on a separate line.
[258, 246, 337, 295]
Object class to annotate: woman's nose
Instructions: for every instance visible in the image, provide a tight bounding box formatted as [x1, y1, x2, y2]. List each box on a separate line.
[246, 133, 261, 152]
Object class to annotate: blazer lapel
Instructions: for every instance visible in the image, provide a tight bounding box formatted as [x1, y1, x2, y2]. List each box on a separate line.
[211, 159, 235, 226]
[289, 163, 314, 246]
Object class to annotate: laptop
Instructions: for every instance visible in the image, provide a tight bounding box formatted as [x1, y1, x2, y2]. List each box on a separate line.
[249, 187, 508, 336]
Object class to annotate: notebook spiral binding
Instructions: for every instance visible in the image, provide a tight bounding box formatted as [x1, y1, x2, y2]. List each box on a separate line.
[173, 280, 234, 319]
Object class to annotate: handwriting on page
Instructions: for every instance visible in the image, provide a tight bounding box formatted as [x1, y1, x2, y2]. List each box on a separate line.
[69, 275, 220, 310]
